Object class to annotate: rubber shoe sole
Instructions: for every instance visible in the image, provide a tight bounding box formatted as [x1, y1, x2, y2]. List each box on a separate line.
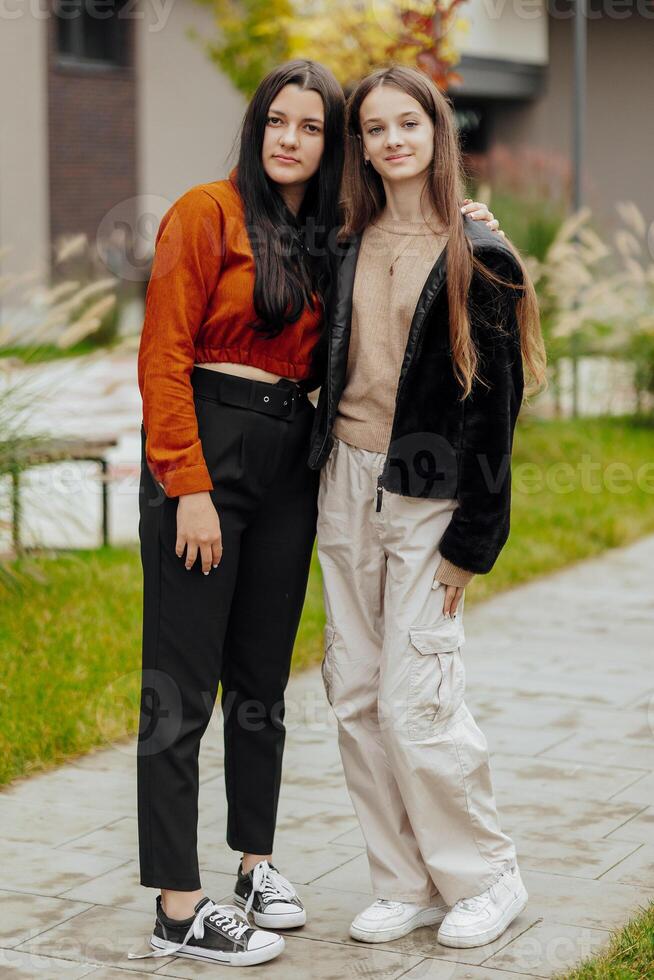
[233, 892, 307, 929]
[350, 904, 449, 944]
[149, 933, 285, 966]
[437, 884, 528, 949]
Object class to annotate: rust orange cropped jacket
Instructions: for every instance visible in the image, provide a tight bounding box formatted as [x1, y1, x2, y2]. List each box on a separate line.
[137, 170, 323, 497]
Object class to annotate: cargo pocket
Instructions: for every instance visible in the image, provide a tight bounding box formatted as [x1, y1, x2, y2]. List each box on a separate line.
[321, 624, 336, 707]
[407, 619, 466, 740]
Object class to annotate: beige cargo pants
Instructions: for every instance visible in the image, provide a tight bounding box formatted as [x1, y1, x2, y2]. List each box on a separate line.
[316, 437, 518, 906]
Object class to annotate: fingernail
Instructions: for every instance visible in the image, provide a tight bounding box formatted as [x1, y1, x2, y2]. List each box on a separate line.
[212, 564, 218, 569]
[204, 571, 209, 576]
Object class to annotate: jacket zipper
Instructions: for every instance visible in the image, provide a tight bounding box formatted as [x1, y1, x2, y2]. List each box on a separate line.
[312, 321, 333, 466]
[376, 479, 383, 513]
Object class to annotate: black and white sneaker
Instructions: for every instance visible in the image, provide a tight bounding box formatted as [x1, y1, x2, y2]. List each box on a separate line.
[234, 859, 307, 928]
[127, 895, 285, 966]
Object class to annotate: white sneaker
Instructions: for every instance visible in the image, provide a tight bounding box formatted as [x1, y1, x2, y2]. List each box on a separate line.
[350, 897, 449, 943]
[437, 864, 528, 949]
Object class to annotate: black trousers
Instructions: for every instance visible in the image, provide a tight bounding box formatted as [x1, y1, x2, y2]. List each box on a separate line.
[137, 368, 319, 890]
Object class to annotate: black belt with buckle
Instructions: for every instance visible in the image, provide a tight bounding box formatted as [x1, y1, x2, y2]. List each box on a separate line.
[191, 367, 307, 421]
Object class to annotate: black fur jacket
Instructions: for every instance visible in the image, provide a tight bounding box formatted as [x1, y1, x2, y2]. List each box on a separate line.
[307, 216, 525, 576]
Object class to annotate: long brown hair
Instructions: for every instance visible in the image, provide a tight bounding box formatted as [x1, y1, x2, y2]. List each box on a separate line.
[341, 66, 546, 400]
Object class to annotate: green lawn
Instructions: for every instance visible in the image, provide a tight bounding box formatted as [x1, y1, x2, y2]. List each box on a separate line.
[2, 414, 653, 789]
[554, 902, 654, 979]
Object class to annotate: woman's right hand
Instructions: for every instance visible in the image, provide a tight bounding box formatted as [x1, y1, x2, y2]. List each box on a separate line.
[176, 491, 223, 574]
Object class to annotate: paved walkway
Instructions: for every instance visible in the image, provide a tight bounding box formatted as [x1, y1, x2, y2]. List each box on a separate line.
[1, 535, 653, 979]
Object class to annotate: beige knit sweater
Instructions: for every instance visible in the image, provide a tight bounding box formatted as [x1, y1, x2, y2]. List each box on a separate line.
[332, 214, 475, 588]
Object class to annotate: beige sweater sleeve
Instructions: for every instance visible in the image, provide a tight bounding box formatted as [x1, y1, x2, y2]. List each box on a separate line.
[434, 558, 476, 588]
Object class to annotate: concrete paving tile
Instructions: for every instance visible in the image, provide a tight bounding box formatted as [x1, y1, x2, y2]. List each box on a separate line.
[282, 719, 341, 756]
[480, 724, 571, 757]
[153, 934, 423, 979]
[514, 832, 641, 878]
[0, 891, 92, 948]
[466, 704, 652, 745]
[501, 796, 645, 840]
[0, 841, 130, 898]
[0, 798, 124, 849]
[67, 746, 136, 775]
[199, 837, 364, 886]
[58, 863, 235, 915]
[274, 794, 358, 839]
[521, 869, 654, 930]
[196, 786, 358, 840]
[14, 905, 171, 973]
[469, 671, 642, 710]
[535, 704, 654, 743]
[56, 817, 138, 859]
[607, 771, 654, 806]
[306, 851, 375, 894]
[605, 806, 654, 844]
[75, 970, 167, 980]
[540, 734, 654, 771]
[466, 697, 590, 730]
[0, 948, 98, 977]
[490, 754, 649, 803]
[273, 759, 353, 808]
[401, 961, 539, 980]
[1, 768, 135, 818]
[599, 843, 654, 887]
[482, 919, 612, 978]
[253, 882, 377, 950]
[330, 825, 366, 848]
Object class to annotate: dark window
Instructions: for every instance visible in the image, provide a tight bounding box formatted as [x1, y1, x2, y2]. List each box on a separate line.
[453, 103, 489, 155]
[55, 0, 129, 66]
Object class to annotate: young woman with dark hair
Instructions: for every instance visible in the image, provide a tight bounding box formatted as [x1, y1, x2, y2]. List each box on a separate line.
[309, 66, 547, 950]
[130, 59, 500, 967]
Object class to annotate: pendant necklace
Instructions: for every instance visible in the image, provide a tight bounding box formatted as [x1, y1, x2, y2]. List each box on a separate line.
[387, 211, 434, 276]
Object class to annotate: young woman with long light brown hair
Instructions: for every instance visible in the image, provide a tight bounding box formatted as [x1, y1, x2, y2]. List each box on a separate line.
[308, 65, 547, 950]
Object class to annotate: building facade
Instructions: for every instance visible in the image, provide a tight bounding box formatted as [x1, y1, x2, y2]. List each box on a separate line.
[0, 0, 651, 286]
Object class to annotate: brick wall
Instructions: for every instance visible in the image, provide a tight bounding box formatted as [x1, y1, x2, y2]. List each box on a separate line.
[46, 8, 137, 272]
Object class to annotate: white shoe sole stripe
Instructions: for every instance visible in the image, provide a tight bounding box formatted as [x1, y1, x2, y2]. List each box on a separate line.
[232, 892, 307, 929]
[150, 934, 285, 966]
[350, 905, 449, 944]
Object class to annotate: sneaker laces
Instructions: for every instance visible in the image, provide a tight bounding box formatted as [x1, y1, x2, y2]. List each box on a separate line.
[127, 900, 250, 960]
[457, 894, 488, 913]
[455, 865, 516, 914]
[245, 861, 297, 915]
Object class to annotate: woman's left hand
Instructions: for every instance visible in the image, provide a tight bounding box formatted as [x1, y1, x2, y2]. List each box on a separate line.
[442, 584, 465, 618]
[461, 199, 505, 237]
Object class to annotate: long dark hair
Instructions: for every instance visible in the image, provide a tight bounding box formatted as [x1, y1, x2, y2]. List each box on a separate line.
[342, 66, 546, 399]
[235, 60, 345, 338]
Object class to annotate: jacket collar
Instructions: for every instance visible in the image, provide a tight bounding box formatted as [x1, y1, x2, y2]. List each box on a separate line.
[336, 214, 521, 302]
